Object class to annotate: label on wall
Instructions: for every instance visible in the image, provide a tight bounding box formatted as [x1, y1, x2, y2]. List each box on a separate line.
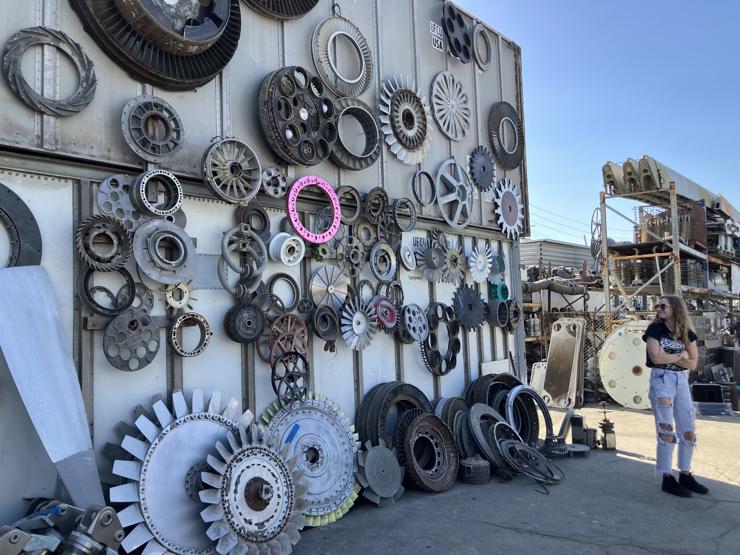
[430, 21, 444, 52]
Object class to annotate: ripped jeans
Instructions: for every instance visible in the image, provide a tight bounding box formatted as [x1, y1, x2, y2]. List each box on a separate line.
[648, 368, 696, 474]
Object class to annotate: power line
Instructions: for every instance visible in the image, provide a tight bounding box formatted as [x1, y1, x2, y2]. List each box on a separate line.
[530, 222, 587, 242]
[530, 211, 591, 233]
[530, 203, 595, 225]
[530, 205, 634, 233]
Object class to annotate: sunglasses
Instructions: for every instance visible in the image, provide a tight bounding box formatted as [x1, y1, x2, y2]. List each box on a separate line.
[656, 303, 669, 310]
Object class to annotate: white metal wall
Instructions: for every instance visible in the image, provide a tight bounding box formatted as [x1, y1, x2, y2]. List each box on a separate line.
[0, 0, 528, 499]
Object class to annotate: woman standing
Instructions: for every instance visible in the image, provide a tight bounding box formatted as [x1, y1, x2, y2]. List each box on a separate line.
[643, 294, 708, 497]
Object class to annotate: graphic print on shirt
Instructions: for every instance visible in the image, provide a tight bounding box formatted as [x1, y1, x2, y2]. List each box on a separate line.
[660, 336, 684, 355]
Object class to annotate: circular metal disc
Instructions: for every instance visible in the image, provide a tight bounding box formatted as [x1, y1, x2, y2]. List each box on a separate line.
[310, 265, 349, 310]
[362, 444, 403, 498]
[598, 321, 651, 409]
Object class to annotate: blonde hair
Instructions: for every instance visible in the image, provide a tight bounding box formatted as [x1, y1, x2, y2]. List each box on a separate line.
[653, 294, 693, 346]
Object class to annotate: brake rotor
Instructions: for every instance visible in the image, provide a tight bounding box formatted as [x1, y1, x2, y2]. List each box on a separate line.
[379, 75, 431, 165]
[261, 393, 360, 527]
[310, 265, 349, 310]
[70, 0, 241, 90]
[312, 16, 373, 98]
[421, 303, 461, 376]
[243, 0, 319, 20]
[356, 439, 405, 506]
[402, 413, 459, 493]
[103, 307, 159, 371]
[199, 421, 307, 555]
[494, 178, 524, 240]
[397, 304, 429, 344]
[436, 158, 473, 230]
[452, 285, 486, 330]
[469, 145, 496, 192]
[430, 71, 471, 141]
[468, 244, 493, 283]
[223, 302, 264, 344]
[109, 389, 250, 554]
[340, 296, 377, 351]
[75, 215, 132, 271]
[488, 101, 525, 170]
[202, 138, 262, 205]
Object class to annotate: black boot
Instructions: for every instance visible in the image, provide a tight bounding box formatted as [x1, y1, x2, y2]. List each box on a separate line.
[662, 474, 692, 497]
[679, 472, 709, 494]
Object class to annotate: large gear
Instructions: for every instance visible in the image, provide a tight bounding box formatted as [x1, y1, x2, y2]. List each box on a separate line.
[356, 439, 405, 506]
[261, 393, 360, 527]
[468, 244, 493, 283]
[199, 421, 307, 555]
[469, 146, 496, 192]
[224, 302, 264, 344]
[75, 215, 132, 271]
[378, 75, 432, 165]
[452, 285, 486, 330]
[493, 178, 524, 240]
[340, 296, 377, 351]
[436, 158, 473, 230]
[110, 389, 250, 554]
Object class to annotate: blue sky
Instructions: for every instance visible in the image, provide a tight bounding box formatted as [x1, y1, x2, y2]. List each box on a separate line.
[458, 0, 740, 244]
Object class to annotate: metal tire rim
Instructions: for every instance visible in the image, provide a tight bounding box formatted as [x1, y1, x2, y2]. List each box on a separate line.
[202, 137, 262, 205]
[435, 159, 473, 229]
[121, 96, 184, 161]
[431, 71, 471, 141]
[1, 26, 96, 117]
[312, 16, 373, 97]
[400, 304, 429, 343]
[403, 413, 459, 493]
[262, 166, 288, 199]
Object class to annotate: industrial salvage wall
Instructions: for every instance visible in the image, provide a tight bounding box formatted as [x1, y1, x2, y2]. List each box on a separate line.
[0, 0, 527, 510]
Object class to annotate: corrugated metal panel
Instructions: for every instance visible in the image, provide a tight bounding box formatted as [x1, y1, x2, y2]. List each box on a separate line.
[521, 239, 592, 269]
[0, 0, 528, 502]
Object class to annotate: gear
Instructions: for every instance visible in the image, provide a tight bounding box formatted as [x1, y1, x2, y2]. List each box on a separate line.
[421, 303, 461, 376]
[379, 76, 431, 165]
[364, 187, 389, 225]
[310, 265, 349, 310]
[392, 198, 416, 232]
[452, 285, 486, 330]
[494, 178, 524, 240]
[261, 393, 360, 527]
[224, 302, 264, 343]
[75, 215, 132, 271]
[110, 389, 250, 554]
[436, 158, 473, 229]
[469, 146, 496, 191]
[199, 420, 307, 555]
[267, 272, 300, 312]
[468, 244, 493, 283]
[356, 439, 405, 506]
[341, 296, 377, 351]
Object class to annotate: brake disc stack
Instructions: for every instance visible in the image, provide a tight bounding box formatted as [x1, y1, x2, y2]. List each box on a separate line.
[258, 66, 337, 166]
[261, 393, 360, 527]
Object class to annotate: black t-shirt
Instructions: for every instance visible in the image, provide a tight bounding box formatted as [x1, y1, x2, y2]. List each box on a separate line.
[642, 322, 698, 370]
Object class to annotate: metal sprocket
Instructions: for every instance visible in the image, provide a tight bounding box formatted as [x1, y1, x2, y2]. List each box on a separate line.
[452, 285, 486, 330]
[493, 178, 524, 240]
[469, 145, 496, 191]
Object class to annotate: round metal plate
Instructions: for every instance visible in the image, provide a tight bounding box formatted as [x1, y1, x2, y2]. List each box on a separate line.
[598, 320, 651, 409]
[202, 138, 261, 205]
[0, 182, 42, 268]
[310, 265, 349, 310]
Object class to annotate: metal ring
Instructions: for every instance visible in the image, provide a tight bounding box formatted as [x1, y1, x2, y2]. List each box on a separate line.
[365, 187, 388, 225]
[287, 175, 341, 244]
[131, 169, 183, 218]
[412, 170, 436, 206]
[392, 198, 417, 232]
[268, 272, 300, 312]
[2, 27, 96, 117]
[168, 312, 212, 357]
[312, 16, 373, 97]
[329, 97, 382, 171]
[79, 267, 135, 317]
[488, 101, 525, 170]
[472, 23, 492, 71]
[0, 183, 42, 268]
[235, 205, 271, 243]
[352, 219, 377, 248]
[133, 220, 196, 285]
[121, 96, 184, 161]
[337, 185, 362, 225]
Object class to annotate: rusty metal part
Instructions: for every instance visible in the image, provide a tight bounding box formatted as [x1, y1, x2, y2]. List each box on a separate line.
[421, 302, 461, 376]
[367, 381, 432, 449]
[488, 101, 525, 170]
[75, 215, 132, 271]
[224, 301, 264, 343]
[70, 0, 241, 90]
[352, 218, 378, 248]
[441, 244, 465, 284]
[269, 313, 309, 359]
[402, 413, 459, 492]
[121, 96, 184, 161]
[243, 0, 319, 20]
[381, 280, 404, 308]
[103, 307, 160, 371]
[168, 311, 212, 357]
[335, 235, 365, 279]
[312, 304, 338, 352]
[337, 185, 362, 225]
[379, 75, 431, 165]
[2, 26, 96, 117]
[202, 137, 262, 205]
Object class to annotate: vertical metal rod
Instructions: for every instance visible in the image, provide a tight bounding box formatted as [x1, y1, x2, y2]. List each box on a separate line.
[600, 191, 611, 334]
[669, 182, 682, 297]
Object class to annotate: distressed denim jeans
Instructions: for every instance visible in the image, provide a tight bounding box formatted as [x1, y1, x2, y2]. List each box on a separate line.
[648, 368, 696, 474]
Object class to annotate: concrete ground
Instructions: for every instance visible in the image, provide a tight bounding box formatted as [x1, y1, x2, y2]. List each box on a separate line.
[296, 405, 740, 555]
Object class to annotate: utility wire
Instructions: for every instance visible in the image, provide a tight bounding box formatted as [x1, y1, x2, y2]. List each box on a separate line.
[530, 205, 633, 233]
[530, 222, 586, 241]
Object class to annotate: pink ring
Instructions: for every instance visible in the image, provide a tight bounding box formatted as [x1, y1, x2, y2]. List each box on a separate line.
[286, 175, 341, 244]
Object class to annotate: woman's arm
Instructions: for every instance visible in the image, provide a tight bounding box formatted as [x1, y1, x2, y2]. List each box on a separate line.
[646, 337, 684, 365]
[673, 340, 698, 370]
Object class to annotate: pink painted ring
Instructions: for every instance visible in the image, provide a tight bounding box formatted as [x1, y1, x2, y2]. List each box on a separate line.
[286, 175, 341, 244]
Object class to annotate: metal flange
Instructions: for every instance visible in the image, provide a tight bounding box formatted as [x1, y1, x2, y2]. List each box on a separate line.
[312, 16, 373, 98]
[121, 96, 184, 161]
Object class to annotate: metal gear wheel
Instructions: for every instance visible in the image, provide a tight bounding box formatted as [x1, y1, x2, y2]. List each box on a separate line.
[258, 66, 337, 166]
[262, 166, 288, 198]
[269, 314, 309, 364]
[369, 242, 397, 283]
[75, 215, 132, 271]
[364, 187, 389, 225]
[468, 244, 493, 283]
[356, 439, 405, 506]
[421, 303, 461, 376]
[2, 26, 96, 117]
[493, 178, 524, 240]
[310, 265, 349, 310]
[452, 285, 486, 330]
[261, 393, 361, 527]
[340, 296, 377, 351]
[243, 0, 319, 20]
[103, 307, 160, 371]
[110, 389, 251, 554]
[224, 302, 264, 344]
[436, 158, 473, 230]
[392, 198, 416, 232]
[397, 304, 429, 344]
[379, 75, 432, 165]
[267, 272, 300, 312]
[202, 138, 262, 205]
[488, 101, 525, 170]
[70, 0, 241, 90]
[199, 421, 307, 555]
[441, 1, 473, 63]
[430, 71, 471, 141]
[121, 96, 184, 161]
[469, 145, 496, 192]
[312, 16, 373, 98]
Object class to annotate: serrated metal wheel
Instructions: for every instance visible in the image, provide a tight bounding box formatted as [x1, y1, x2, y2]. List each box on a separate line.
[494, 178, 524, 240]
[378, 76, 431, 165]
[340, 297, 377, 351]
[468, 244, 493, 283]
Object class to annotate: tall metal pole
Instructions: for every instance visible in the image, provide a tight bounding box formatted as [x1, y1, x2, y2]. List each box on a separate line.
[600, 191, 611, 332]
[669, 182, 682, 297]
